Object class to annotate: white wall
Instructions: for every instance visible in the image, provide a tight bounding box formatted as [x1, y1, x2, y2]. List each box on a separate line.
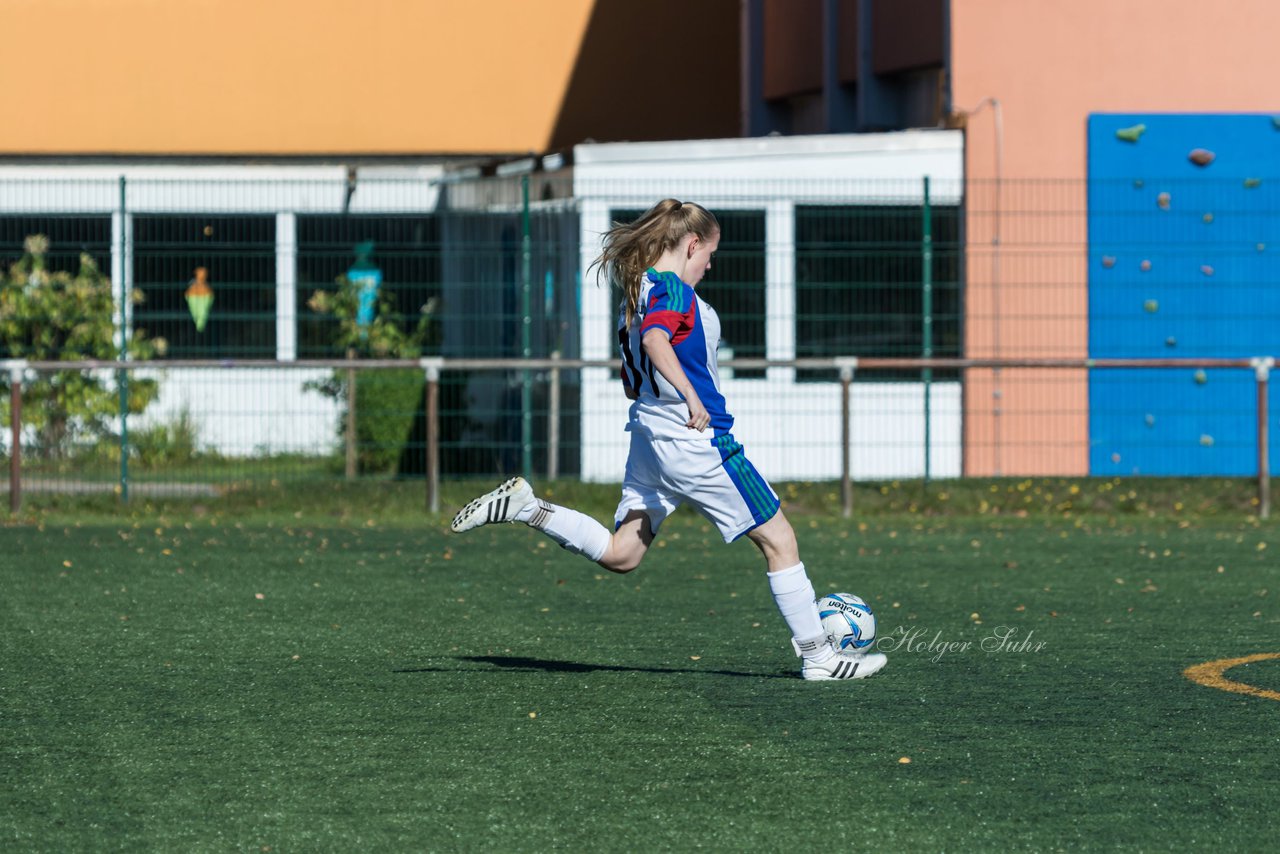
[0, 367, 342, 457]
[0, 164, 445, 214]
[129, 368, 343, 456]
[573, 130, 965, 482]
[580, 375, 961, 482]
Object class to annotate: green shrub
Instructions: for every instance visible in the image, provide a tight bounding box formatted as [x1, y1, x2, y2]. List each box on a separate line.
[304, 252, 435, 475]
[1, 235, 163, 459]
[130, 408, 206, 468]
[353, 369, 423, 474]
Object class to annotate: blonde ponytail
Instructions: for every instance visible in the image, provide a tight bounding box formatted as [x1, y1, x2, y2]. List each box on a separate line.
[589, 199, 719, 329]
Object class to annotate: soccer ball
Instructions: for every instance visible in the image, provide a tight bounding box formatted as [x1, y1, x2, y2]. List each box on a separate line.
[817, 593, 876, 651]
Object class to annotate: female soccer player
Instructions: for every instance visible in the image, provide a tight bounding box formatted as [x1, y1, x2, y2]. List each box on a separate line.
[451, 199, 886, 681]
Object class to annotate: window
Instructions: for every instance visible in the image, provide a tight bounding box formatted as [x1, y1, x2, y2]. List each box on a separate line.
[0, 215, 111, 276]
[132, 216, 276, 358]
[609, 208, 766, 378]
[706, 210, 767, 378]
[296, 215, 441, 357]
[795, 203, 961, 380]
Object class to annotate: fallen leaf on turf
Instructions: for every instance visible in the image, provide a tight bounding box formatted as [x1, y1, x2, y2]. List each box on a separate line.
[899, 757, 911, 764]
[690, 656, 702, 661]
[255, 593, 265, 600]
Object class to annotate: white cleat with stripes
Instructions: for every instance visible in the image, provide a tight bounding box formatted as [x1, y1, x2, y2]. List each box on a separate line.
[793, 634, 887, 681]
[450, 477, 536, 533]
[801, 649, 888, 681]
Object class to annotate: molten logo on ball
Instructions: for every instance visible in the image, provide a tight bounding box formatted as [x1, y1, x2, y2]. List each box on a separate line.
[817, 593, 876, 651]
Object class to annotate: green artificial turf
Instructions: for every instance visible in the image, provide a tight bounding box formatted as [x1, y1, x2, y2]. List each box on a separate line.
[2, 482, 1279, 850]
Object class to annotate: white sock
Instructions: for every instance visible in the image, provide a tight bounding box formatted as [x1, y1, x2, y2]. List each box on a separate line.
[517, 499, 611, 562]
[768, 562, 833, 662]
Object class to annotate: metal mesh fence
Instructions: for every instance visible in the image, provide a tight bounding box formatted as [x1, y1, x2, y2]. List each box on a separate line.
[2, 171, 1278, 507]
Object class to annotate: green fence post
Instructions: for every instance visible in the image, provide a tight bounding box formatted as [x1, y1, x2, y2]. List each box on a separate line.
[922, 176, 933, 485]
[117, 175, 130, 504]
[520, 174, 533, 481]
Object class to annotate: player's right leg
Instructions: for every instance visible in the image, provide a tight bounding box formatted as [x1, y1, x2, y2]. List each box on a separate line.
[450, 476, 536, 532]
[451, 476, 614, 562]
[601, 434, 674, 572]
[598, 510, 655, 573]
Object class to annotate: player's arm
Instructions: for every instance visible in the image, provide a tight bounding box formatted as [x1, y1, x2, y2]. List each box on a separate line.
[642, 328, 709, 431]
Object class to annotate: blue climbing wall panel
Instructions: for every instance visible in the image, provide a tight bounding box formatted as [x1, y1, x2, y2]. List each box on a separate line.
[1088, 113, 1280, 475]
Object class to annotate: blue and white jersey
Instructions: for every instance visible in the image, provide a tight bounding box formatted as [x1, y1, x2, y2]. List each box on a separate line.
[619, 268, 734, 440]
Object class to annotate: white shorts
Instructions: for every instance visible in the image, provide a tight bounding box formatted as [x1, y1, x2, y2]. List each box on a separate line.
[613, 431, 781, 543]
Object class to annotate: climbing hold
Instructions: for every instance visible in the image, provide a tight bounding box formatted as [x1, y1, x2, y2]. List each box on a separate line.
[1102, 255, 1116, 268]
[1116, 124, 1146, 142]
[1140, 259, 1152, 272]
[1157, 192, 1171, 210]
[1199, 434, 1215, 447]
[1188, 149, 1215, 166]
[1144, 299, 1159, 313]
[1244, 177, 1262, 188]
[1258, 243, 1267, 252]
[1133, 178, 1145, 189]
[1194, 370, 1208, 385]
[1145, 414, 1156, 427]
[1111, 452, 1122, 464]
[1200, 265, 1214, 276]
[1165, 336, 1177, 348]
[1202, 213, 1214, 224]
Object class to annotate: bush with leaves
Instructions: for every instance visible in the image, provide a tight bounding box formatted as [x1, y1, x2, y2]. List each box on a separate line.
[1, 235, 165, 459]
[306, 273, 434, 359]
[306, 274, 436, 474]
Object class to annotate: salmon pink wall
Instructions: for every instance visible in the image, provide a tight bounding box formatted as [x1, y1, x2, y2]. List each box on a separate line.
[951, 0, 1280, 475]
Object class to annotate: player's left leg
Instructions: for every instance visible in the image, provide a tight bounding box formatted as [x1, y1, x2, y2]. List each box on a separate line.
[743, 512, 834, 660]
[676, 436, 887, 680]
[743, 510, 799, 571]
[746, 516, 887, 679]
[747, 511, 888, 679]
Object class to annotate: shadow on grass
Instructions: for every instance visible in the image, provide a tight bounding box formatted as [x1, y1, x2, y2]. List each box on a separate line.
[393, 654, 793, 680]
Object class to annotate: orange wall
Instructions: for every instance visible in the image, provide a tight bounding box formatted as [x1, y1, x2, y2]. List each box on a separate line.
[0, 0, 597, 155]
[951, 0, 1280, 475]
[0, 0, 740, 156]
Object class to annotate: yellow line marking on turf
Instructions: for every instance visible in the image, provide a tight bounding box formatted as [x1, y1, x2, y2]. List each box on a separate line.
[1184, 653, 1280, 702]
